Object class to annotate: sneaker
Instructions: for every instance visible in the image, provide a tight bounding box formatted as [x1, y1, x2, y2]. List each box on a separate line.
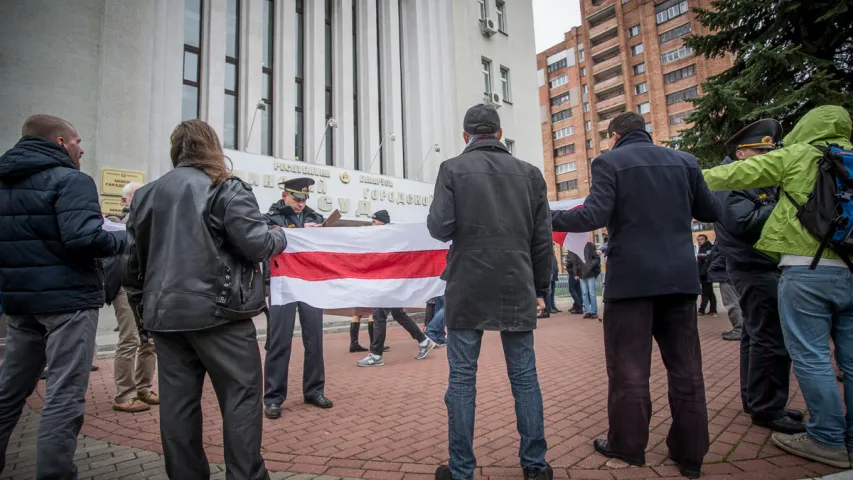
[416, 338, 437, 360]
[113, 399, 151, 413]
[138, 391, 160, 405]
[358, 354, 385, 367]
[772, 432, 850, 468]
[722, 330, 741, 341]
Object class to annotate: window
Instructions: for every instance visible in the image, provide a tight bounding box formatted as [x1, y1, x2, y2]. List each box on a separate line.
[548, 58, 568, 73]
[325, 0, 333, 165]
[505, 138, 515, 154]
[478, 0, 486, 21]
[666, 86, 699, 105]
[555, 162, 577, 175]
[352, 2, 359, 169]
[578, 45, 585, 61]
[582, 84, 588, 95]
[499, 67, 511, 102]
[295, 0, 305, 161]
[671, 134, 683, 142]
[550, 92, 570, 106]
[549, 74, 568, 89]
[551, 109, 572, 123]
[645, 122, 653, 133]
[583, 102, 590, 112]
[669, 110, 693, 125]
[634, 82, 648, 95]
[628, 24, 641, 38]
[182, 0, 203, 121]
[496, 1, 507, 32]
[585, 120, 592, 131]
[557, 179, 579, 191]
[553, 126, 575, 139]
[631, 43, 644, 56]
[554, 144, 575, 156]
[661, 45, 693, 65]
[637, 102, 650, 114]
[482, 58, 492, 94]
[223, 0, 240, 149]
[261, 0, 274, 155]
[655, 0, 688, 25]
[587, 139, 593, 149]
[659, 22, 691, 44]
[633, 62, 646, 75]
[663, 64, 697, 84]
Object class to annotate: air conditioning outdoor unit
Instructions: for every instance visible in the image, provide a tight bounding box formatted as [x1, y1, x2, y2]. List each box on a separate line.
[483, 92, 502, 108]
[480, 18, 498, 37]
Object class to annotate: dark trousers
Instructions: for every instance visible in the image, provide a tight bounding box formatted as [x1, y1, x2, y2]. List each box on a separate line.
[727, 266, 791, 421]
[0, 310, 97, 480]
[371, 308, 426, 356]
[699, 282, 717, 314]
[602, 295, 709, 467]
[264, 302, 325, 405]
[153, 320, 268, 480]
[568, 275, 582, 311]
[545, 280, 557, 310]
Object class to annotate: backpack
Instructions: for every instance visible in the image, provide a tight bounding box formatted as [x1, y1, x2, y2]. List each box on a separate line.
[783, 144, 853, 270]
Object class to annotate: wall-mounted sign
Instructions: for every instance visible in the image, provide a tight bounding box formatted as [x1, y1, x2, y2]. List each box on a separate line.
[100, 196, 124, 217]
[101, 169, 145, 197]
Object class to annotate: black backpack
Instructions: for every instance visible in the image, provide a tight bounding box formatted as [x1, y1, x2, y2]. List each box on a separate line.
[783, 144, 853, 270]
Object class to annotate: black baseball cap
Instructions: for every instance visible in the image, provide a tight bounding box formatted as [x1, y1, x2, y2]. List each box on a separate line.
[372, 210, 391, 224]
[463, 104, 501, 135]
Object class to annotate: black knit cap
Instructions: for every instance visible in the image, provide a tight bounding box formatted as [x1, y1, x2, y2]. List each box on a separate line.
[463, 104, 501, 135]
[372, 210, 391, 224]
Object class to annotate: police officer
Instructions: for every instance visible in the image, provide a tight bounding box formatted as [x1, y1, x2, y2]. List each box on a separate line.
[713, 119, 805, 434]
[263, 177, 333, 419]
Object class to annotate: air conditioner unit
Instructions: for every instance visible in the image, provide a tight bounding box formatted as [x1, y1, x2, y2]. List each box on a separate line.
[483, 92, 502, 108]
[480, 18, 498, 37]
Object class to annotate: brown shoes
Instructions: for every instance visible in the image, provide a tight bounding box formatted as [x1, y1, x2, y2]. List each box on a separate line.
[138, 391, 160, 405]
[113, 399, 150, 413]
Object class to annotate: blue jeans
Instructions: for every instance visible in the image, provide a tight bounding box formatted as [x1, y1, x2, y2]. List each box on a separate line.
[426, 297, 446, 343]
[580, 277, 598, 314]
[778, 266, 853, 450]
[445, 328, 547, 480]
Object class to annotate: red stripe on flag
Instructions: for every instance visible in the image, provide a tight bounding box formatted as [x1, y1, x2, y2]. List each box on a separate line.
[552, 231, 568, 246]
[270, 250, 448, 281]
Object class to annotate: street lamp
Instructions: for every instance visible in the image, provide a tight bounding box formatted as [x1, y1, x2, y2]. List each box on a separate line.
[416, 144, 441, 180]
[243, 100, 266, 152]
[367, 133, 396, 173]
[313, 118, 339, 164]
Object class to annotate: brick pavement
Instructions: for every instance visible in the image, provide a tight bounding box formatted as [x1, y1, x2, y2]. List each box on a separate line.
[10, 310, 852, 479]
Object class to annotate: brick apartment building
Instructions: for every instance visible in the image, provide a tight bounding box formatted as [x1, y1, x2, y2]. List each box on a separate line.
[538, 0, 732, 215]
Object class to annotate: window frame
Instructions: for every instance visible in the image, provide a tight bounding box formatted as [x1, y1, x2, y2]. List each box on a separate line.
[637, 101, 651, 114]
[659, 22, 691, 44]
[555, 162, 577, 175]
[482, 57, 492, 94]
[551, 108, 572, 123]
[223, 0, 240, 150]
[630, 43, 644, 56]
[627, 24, 641, 38]
[655, 0, 689, 25]
[182, 0, 203, 121]
[495, 1, 507, 32]
[661, 45, 693, 65]
[632, 62, 646, 75]
[665, 85, 699, 105]
[478, 0, 487, 22]
[634, 82, 648, 95]
[663, 63, 697, 84]
[500, 66, 512, 102]
[554, 144, 576, 157]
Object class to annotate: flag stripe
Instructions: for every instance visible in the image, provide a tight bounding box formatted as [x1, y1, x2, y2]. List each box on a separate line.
[283, 223, 448, 254]
[270, 276, 446, 309]
[270, 250, 447, 281]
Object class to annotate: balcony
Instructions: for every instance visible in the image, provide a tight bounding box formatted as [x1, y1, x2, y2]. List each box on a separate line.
[586, 2, 616, 26]
[599, 138, 611, 152]
[590, 33, 620, 56]
[589, 20, 618, 44]
[596, 94, 626, 114]
[592, 54, 621, 74]
[593, 74, 624, 94]
[598, 118, 611, 132]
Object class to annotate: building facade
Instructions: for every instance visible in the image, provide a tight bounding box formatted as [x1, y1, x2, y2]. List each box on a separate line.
[0, 0, 542, 223]
[538, 0, 732, 202]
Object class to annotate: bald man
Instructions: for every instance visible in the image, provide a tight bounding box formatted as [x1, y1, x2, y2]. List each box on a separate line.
[0, 115, 125, 478]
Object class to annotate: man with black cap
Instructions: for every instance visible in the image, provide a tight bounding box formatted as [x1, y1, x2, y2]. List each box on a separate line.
[429, 104, 554, 480]
[262, 177, 332, 419]
[712, 119, 805, 434]
[551, 111, 719, 478]
[357, 210, 437, 367]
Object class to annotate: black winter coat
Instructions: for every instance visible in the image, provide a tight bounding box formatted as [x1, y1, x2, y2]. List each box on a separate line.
[706, 244, 729, 283]
[123, 166, 287, 332]
[0, 137, 125, 314]
[581, 242, 602, 279]
[697, 241, 713, 281]
[551, 130, 719, 300]
[427, 139, 552, 331]
[264, 200, 325, 228]
[712, 157, 779, 270]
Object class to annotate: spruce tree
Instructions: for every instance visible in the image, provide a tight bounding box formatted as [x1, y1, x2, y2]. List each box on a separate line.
[675, 0, 853, 167]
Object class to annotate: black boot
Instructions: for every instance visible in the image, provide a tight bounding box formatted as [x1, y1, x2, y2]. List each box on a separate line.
[367, 321, 390, 352]
[349, 323, 367, 353]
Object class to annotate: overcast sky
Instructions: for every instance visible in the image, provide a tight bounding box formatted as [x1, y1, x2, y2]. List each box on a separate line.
[532, 0, 582, 53]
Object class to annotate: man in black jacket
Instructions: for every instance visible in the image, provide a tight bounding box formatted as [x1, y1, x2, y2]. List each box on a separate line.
[696, 235, 717, 316]
[563, 252, 584, 314]
[124, 120, 286, 479]
[263, 177, 333, 420]
[579, 242, 602, 320]
[428, 105, 553, 480]
[0, 115, 125, 478]
[712, 119, 804, 434]
[552, 112, 718, 479]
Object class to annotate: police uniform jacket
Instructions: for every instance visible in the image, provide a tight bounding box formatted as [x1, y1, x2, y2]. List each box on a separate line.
[262, 200, 324, 284]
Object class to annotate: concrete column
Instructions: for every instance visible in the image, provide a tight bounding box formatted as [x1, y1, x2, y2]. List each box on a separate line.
[333, 0, 355, 169]
[356, 0, 380, 173]
[377, 0, 404, 176]
[204, 0, 227, 139]
[276, 0, 297, 160]
[242, 0, 264, 152]
[304, 0, 327, 164]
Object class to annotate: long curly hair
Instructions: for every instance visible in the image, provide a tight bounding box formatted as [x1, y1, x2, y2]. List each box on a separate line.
[169, 119, 231, 184]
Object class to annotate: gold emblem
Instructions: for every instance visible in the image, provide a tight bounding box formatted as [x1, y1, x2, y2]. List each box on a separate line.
[302, 187, 309, 193]
[340, 171, 351, 184]
[762, 136, 773, 145]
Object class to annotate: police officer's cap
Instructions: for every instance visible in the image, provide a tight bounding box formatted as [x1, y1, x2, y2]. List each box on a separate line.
[372, 210, 391, 224]
[279, 177, 314, 200]
[725, 119, 783, 150]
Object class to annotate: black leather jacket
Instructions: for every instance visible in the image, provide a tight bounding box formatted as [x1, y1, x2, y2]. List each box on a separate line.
[123, 165, 287, 332]
[263, 200, 325, 228]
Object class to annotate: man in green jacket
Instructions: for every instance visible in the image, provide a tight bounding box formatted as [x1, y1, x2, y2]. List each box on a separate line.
[703, 105, 853, 469]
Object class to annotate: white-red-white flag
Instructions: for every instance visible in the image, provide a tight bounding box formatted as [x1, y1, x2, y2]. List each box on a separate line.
[269, 224, 448, 309]
[550, 198, 591, 258]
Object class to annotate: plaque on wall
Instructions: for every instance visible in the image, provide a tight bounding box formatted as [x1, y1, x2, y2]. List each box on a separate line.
[100, 196, 124, 217]
[101, 169, 145, 197]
